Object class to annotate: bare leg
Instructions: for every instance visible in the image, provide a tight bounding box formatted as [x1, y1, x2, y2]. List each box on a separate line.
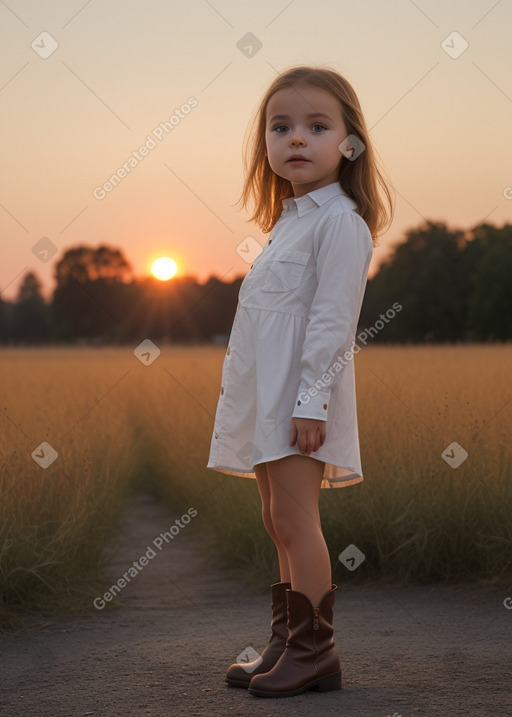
[254, 462, 291, 583]
[266, 454, 331, 606]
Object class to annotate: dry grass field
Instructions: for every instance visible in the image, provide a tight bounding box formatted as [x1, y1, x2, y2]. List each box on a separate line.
[1, 344, 511, 626]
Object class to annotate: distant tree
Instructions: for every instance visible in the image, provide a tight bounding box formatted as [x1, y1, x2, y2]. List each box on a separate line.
[11, 272, 51, 343]
[54, 246, 133, 285]
[0, 296, 6, 342]
[196, 276, 242, 339]
[130, 276, 218, 342]
[465, 223, 512, 340]
[363, 221, 469, 342]
[22, 221, 512, 345]
[52, 245, 134, 342]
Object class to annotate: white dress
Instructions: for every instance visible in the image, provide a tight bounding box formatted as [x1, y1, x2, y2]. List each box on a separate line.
[206, 181, 373, 489]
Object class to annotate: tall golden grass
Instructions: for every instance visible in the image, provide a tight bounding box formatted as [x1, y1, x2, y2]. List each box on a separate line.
[1, 345, 511, 626]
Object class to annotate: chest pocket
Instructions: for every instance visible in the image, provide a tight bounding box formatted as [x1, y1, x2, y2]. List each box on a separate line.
[262, 250, 310, 292]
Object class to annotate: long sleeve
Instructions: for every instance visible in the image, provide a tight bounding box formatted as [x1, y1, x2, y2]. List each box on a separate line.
[292, 210, 373, 421]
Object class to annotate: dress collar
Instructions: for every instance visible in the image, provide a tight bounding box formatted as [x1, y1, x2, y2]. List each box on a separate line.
[281, 182, 346, 218]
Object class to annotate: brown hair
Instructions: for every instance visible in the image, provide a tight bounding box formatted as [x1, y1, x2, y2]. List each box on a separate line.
[238, 65, 394, 244]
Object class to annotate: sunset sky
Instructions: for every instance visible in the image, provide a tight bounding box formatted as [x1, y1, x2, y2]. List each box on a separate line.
[1, 0, 512, 301]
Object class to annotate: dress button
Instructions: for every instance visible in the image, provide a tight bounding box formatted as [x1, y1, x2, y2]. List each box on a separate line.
[323, 403, 328, 410]
[221, 386, 224, 395]
[268, 239, 272, 244]
[214, 432, 218, 439]
[226, 346, 230, 355]
[297, 400, 301, 406]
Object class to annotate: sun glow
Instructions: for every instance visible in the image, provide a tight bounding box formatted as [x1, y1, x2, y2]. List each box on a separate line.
[151, 257, 178, 281]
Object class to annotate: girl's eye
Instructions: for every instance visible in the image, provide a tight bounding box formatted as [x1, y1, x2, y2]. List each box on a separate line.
[273, 125, 288, 133]
[312, 124, 327, 132]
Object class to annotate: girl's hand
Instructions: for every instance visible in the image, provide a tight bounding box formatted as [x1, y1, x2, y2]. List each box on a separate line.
[289, 417, 326, 456]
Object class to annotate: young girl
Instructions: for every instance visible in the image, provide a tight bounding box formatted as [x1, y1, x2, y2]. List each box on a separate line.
[207, 65, 393, 698]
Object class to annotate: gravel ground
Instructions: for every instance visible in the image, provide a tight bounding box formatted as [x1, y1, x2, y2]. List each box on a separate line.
[1, 493, 511, 717]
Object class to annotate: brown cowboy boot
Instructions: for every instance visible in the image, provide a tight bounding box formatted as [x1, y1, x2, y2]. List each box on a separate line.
[247, 584, 342, 698]
[225, 581, 291, 688]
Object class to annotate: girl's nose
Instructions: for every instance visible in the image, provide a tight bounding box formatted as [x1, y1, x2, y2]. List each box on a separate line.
[290, 135, 306, 146]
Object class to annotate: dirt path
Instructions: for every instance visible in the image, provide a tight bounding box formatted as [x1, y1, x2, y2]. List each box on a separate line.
[1, 493, 511, 717]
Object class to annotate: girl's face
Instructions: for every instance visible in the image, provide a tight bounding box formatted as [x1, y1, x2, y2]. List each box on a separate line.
[265, 84, 349, 198]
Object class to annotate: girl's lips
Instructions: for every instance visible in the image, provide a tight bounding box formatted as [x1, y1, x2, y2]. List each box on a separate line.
[288, 159, 310, 163]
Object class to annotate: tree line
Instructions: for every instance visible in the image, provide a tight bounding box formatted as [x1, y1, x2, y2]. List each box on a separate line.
[1, 220, 511, 345]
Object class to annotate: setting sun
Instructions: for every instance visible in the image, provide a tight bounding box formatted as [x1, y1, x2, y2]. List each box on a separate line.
[151, 257, 178, 281]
